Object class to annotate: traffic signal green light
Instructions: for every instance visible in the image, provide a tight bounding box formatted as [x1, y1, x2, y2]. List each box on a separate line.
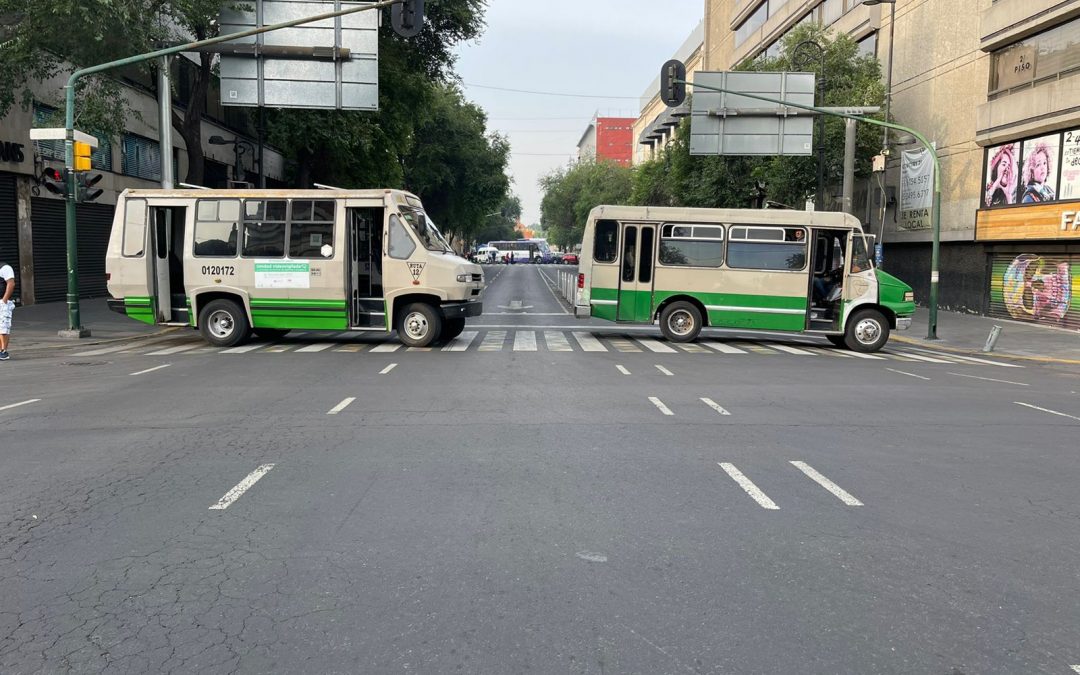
[661, 59, 687, 108]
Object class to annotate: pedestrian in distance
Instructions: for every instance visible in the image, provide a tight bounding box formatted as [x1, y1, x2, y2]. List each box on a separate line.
[0, 258, 15, 361]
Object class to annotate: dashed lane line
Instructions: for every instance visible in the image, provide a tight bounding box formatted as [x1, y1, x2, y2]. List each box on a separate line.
[130, 364, 171, 376]
[327, 397, 356, 415]
[380, 363, 398, 375]
[718, 463, 779, 510]
[948, 372, 1029, 387]
[208, 464, 275, 510]
[0, 399, 41, 413]
[649, 396, 674, 416]
[790, 461, 863, 506]
[1014, 402, 1080, 422]
[655, 365, 674, 377]
[700, 398, 731, 416]
[885, 368, 931, 380]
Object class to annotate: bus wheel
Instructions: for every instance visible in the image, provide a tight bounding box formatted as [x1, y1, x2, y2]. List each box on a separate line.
[199, 299, 251, 347]
[442, 318, 466, 342]
[253, 328, 290, 340]
[660, 301, 702, 342]
[844, 308, 890, 352]
[398, 302, 442, 348]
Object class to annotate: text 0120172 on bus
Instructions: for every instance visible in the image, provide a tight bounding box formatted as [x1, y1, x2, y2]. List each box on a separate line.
[572, 206, 915, 353]
[105, 188, 485, 348]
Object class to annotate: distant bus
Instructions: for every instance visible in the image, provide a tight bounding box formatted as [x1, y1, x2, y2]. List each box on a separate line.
[487, 239, 552, 263]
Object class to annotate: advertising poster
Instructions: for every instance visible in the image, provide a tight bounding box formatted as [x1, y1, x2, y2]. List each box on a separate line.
[1019, 134, 1061, 204]
[989, 253, 1080, 331]
[983, 142, 1020, 207]
[1060, 128, 1080, 200]
[254, 260, 310, 289]
[899, 148, 933, 230]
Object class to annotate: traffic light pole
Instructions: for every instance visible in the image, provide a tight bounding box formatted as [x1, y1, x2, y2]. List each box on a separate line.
[59, 0, 405, 336]
[678, 79, 942, 340]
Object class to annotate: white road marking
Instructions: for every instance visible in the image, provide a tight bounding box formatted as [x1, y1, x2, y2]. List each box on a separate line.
[0, 399, 41, 412]
[535, 266, 571, 314]
[616, 365, 631, 375]
[700, 398, 731, 415]
[380, 363, 398, 375]
[334, 344, 366, 352]
[655, 364, 674, 376]
[702, 341, 747, 354]
[948, 372, 1029, 387]
[885, 368, 931, 381]
[887, 350, 953, 364]
[371, 343, 401, 353]
[221, 342, 269, 354]
[904, 347, 1023, 368]
[718, 463, 779, 510]
[513, 330, 537, 351]
[636, 338, 677, 353]
[442, 330, 479, 352]
[790, 461, 863, 506]
[769, 344, 816, 355]
[327, 397, 356, 415]
[648, 396, 674, 416]
[295, 343, 334, 353]
[1014, 402, 1080, 422]
[544, 330, 573, 351]
[573, 332, 607, 352]
[479, 330, 506, 351]
[130, 364, 171, 376]
[1069, 665, 1080, 673]
[74, 343, 143, 356]
[145, 343, 203, 356]
[806, 346, 853, 357]
[208, 464, 275, 510]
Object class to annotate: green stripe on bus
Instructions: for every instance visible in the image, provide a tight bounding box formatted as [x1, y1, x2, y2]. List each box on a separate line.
[592, 287, 807, 329]
[251, 316, 347, 331]
[250, 299, 346, 309]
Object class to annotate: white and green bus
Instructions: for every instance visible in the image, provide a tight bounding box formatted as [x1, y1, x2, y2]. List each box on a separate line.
[573, 206, 915, 352]
[106, 188, 485, 348]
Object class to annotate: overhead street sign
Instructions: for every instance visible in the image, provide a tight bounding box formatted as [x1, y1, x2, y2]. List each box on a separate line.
[690, 71, 815, 157]
[219, 0, 379, 110]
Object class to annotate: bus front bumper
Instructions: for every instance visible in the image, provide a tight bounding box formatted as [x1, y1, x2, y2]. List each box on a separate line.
[442, 301, 483, 320]
[896, 316, 912, 331]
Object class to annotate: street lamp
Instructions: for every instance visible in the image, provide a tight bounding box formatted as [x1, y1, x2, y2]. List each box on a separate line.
[792, 40, 827, 211]
[209, 135, 258, 185]
[862, 0, 896, 153]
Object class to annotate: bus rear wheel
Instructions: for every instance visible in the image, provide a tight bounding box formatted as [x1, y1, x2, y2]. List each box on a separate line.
[660, 301, 702, 343]
[398, 302, 442, 348]
[199, 299, 251, 347]
[442, 318, 466, 342]
[844, 308, 890, 352]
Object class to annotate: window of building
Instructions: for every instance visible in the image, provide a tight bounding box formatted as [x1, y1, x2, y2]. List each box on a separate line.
[658, 224, 725, 267]
[990, 16, 1080, 93]
[727, 226, 807, 270]
[857, 33, 878, 58]
[768, 0, 788, 17]
[194, 199, 241, 257]
[823, 0, 843, 25]
[122, 133, 162, 181]
[735, 2, 769, 47]
[123, 198, 147, 257]
[241, 199, 287, 258]
[594, 220, 619, 263]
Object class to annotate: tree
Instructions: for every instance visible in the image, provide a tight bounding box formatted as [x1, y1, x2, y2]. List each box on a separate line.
[474, 195, 521, 247]
[539, 160, 633, 249]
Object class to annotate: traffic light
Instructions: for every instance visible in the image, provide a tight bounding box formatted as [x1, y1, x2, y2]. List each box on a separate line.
[74, 141, 93, 172]
[76, 172, 104, 203]
[40, 167, 69, 198]
[391, 0, 424, 38]
[660, 59, 687, 108]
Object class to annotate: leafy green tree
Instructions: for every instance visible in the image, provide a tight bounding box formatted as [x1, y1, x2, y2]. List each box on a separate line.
[539, 160, 633, 249]
[474, 194, 521, 246]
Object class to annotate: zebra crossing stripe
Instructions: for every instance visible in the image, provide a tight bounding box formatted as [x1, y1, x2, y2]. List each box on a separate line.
[608, 337, 641, 352]
[221, 342, 270, 354]
[732, 341, 776, 354]
[442, 331, 479, 352]
[805, 346, 852, 358]
[371, 343, 402, 353]
[572, 332, 607, 352]
[769, 344, 816, 356]
[903, 348, 1023, 368]
[75, 343, 148, 357]
[295, 343, 334, 353]
[676, 343, 711, 353]
[335, 344, 367, 352]
[514, 331, 537, 351]
[701, 341, 747, 354]
[887, 350, 952, 364]
[636, 337, 678, 353]
[479, 330, 506, 351]
[843, 350, 886, 360]
[145, 343, 204, 356]
[544, 331, 572, 352]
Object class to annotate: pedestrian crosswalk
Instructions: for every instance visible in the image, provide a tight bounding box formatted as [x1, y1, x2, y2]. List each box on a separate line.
[75, 330, 1025, 368]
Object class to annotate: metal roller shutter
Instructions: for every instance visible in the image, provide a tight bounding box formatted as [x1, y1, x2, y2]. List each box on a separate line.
[31, 199, 116, 303]
[0, 175, 19, 299]
[988, 252, 1080, 331]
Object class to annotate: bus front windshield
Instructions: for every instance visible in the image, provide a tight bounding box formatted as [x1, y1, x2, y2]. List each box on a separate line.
[401, 209, 452, 252]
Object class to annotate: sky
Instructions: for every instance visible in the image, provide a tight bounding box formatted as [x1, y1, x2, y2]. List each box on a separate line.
[453, 0, 704, 228]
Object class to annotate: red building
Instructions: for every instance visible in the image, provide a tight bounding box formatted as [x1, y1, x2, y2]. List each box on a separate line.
[577, 117, 636, 166]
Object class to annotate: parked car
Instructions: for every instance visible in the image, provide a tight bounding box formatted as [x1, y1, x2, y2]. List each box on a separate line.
[562, 252, 579, 265]
[549, 252, 564, 264]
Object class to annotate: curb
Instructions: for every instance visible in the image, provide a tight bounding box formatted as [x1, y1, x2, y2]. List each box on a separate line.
[15, 327, 183, 354]
[890, 334, 1080, 366]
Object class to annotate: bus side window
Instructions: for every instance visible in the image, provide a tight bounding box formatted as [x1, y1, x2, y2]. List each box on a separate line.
[123, 198, 147, 257]
[242, 199, 287, 258]
[622, 226, 637, 282]
[850, 234, 872, 273]
[194, 199, 240, 257]
[594, 220, 619, 263]
[388, 215, 416, 260]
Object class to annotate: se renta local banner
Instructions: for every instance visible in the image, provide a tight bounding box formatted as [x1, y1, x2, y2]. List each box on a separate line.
[900, 149, 934, 231]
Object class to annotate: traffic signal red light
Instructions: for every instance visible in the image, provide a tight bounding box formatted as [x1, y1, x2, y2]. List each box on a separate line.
[40, 167, 68, 197]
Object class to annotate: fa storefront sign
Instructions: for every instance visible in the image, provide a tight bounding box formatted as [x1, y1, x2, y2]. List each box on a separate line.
[1063, 210, 1080, 231]
[900, 148, 934, 231]
[255, 260, 311, 288]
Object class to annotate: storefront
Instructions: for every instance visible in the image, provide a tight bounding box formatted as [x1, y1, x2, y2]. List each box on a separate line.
[976, 143, 1080, 331]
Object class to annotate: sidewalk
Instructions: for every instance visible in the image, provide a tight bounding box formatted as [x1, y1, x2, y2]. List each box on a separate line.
[893, 307, 1080, 363]
[11, 298, 177, 354]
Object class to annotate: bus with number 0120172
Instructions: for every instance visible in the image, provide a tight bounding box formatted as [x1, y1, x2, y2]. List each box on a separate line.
[105, 188, 485, 348]
[572, 205, 916, 352]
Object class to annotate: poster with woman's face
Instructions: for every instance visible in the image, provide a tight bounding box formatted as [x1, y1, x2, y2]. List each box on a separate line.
[1020, 134, 1061, 204]
[1060, 128, 1080, 200]
[984, 142, 1019, 207]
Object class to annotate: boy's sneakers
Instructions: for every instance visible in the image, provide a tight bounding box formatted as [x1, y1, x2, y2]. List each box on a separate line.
[0, 351, 9, 361]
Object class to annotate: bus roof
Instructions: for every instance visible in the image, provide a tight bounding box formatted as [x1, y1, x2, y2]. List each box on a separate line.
[120, 187, 420, 201]
[587, 205, 864, 229]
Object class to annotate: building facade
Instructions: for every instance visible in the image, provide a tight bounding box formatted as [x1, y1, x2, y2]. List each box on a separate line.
[0, 60, 286, 306]
[634, 21, 706, 166]
[700, 0, 1080, 329]
[576, 116, 638, 166]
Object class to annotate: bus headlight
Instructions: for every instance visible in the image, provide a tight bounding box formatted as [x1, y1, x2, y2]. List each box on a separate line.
[903, 291, 914, 302]
[456, 273, 469, 283]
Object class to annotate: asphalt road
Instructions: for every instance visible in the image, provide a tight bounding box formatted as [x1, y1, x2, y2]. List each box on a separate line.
[2, 264, 1080, 674]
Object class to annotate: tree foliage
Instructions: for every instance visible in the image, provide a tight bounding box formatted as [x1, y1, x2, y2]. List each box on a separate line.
[539, 160, 633, 249]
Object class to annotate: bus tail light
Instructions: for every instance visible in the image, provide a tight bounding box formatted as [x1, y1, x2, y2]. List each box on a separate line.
[577, 273, 584, 289]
